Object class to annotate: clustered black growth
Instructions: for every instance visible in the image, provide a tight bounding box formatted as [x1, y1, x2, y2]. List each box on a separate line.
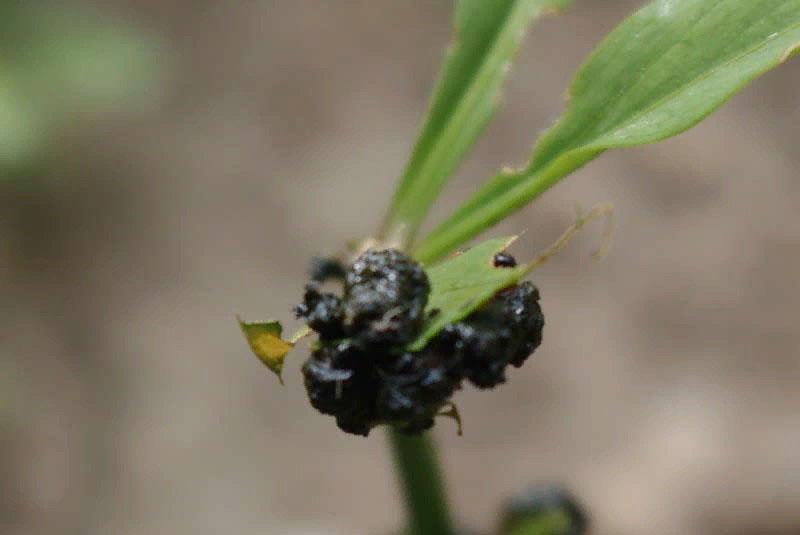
[295, 249, 544, 436]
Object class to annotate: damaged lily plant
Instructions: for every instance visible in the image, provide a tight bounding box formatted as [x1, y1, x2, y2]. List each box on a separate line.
[240, 1, 799, 534]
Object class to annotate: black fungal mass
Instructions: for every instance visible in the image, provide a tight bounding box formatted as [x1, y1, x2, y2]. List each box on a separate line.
[297, 248, 544, 436]
[344, 249, 430, 347]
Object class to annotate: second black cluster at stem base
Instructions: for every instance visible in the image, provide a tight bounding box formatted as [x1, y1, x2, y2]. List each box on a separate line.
[295, 249, 544, 436]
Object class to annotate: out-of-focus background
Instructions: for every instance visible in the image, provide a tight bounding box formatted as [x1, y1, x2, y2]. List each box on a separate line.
[2, 1, 799, 534]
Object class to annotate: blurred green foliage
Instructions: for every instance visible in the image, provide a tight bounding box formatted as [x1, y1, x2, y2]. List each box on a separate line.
[0, 2, 166, 175]
[499, 487, 586, 535]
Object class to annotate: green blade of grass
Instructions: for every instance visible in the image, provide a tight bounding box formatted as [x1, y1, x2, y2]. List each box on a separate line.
[381, 0, 574, 248]
[414, 0, 800, 264]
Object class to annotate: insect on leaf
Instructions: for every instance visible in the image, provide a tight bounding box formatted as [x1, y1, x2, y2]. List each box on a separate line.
[409, 236, 533, 350]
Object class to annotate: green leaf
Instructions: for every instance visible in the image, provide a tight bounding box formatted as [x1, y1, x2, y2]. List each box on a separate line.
[415, 0, 800, 264]
[238, 319, 295, 383]
[409, 236, 532, 351]
[381, 0, 574, 247]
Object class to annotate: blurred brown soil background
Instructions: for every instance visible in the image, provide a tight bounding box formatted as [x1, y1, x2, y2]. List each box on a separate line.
[2, 1, 799, 534]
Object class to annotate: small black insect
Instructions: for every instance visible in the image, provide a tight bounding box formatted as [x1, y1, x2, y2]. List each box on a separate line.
[493, 251, 517, 268]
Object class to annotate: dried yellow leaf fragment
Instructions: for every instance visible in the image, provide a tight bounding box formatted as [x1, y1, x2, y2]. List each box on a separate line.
[238, 318, 294, 384]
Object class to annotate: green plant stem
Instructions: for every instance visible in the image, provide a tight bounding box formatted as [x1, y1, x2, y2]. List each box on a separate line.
[388, 429, 455, 535]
